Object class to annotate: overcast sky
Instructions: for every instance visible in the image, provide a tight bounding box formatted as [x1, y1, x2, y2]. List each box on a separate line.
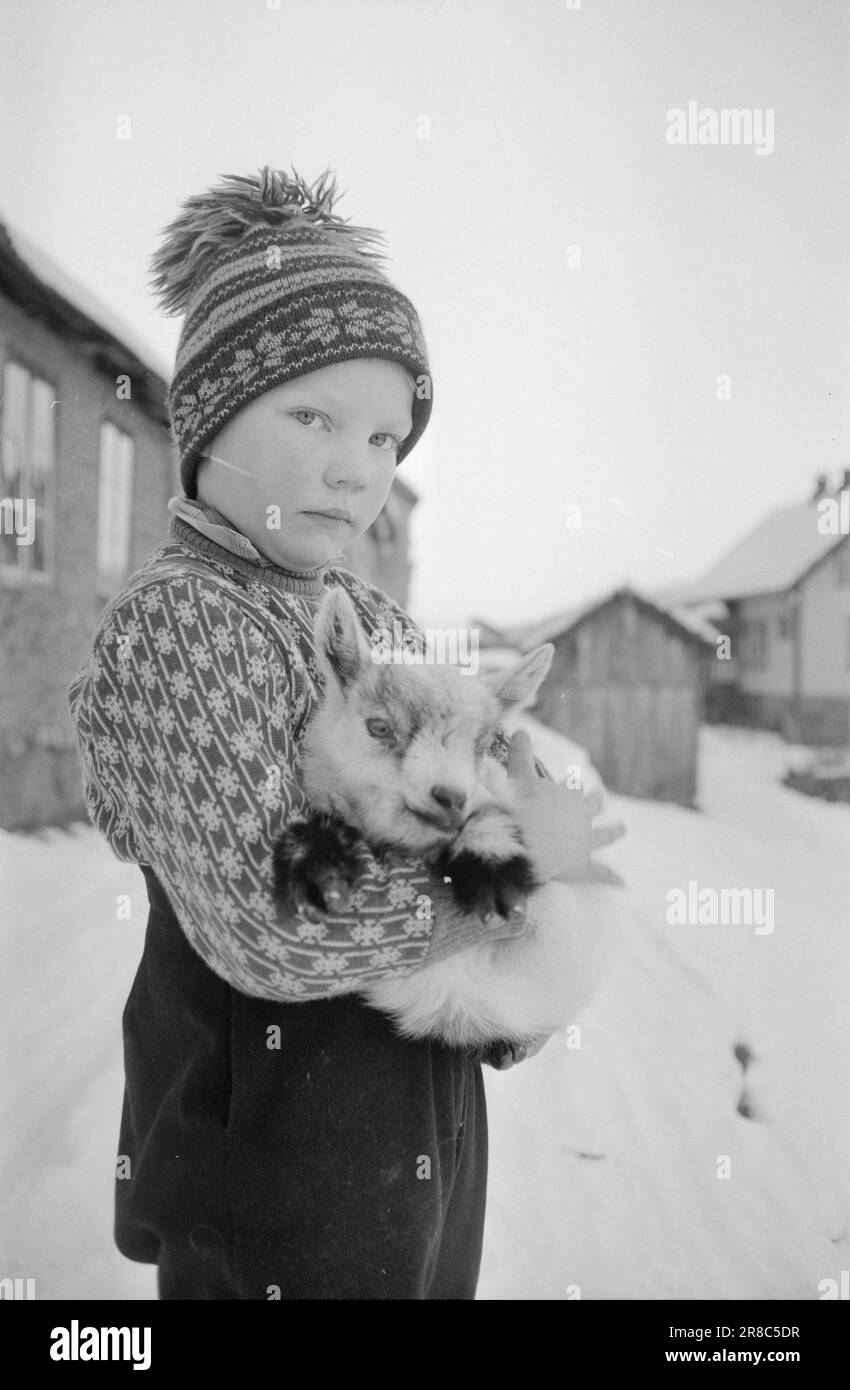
[2, 0, 847, 628]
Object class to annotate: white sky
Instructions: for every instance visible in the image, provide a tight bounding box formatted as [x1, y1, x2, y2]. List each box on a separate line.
[1, 0, 848, 628]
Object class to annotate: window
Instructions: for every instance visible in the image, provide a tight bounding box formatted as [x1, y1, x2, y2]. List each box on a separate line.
[0, 360, 56, 579]
[97, 421, 134, 595]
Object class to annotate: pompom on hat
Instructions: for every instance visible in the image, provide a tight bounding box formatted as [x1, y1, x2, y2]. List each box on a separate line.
[149, 166, 433, 498]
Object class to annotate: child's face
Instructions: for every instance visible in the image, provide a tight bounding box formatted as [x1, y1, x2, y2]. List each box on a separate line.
[195, 358, 415, 571]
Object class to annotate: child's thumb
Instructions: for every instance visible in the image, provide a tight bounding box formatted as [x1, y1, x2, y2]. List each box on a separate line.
[506, 729, 537, 788]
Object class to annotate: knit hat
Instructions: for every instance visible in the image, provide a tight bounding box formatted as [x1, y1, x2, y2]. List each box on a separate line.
[149, 166, 433, 498]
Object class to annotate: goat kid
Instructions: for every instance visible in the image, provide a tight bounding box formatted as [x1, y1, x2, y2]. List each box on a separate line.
[273, 587, 627, 1051]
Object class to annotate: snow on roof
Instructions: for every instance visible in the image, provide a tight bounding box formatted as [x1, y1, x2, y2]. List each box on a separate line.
[494, 585, 717, 653]
[659, 601, 720, 645]
[669, 499, 845, 603]
[0, 210, 173, 384]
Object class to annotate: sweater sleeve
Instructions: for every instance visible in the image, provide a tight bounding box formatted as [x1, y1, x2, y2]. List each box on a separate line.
[70, 573, 446, 1003]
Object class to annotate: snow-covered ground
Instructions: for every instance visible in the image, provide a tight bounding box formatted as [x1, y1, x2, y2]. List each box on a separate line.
[1, 724, 848, 1300]
[480, 720, 850, 1300]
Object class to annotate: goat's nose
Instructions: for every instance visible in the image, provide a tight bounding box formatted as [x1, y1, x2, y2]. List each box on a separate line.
[430, 784, 467, 813]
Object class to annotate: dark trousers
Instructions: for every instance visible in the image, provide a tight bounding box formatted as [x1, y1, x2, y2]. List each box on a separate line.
[153, 1035, 488, 1300]
[155, 1056, 487, 1301]
[123, 867, 489, 1302]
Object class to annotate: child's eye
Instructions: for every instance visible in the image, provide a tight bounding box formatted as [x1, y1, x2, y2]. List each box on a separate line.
[292, 410, 326, 429]
[370, 432, 401, 452]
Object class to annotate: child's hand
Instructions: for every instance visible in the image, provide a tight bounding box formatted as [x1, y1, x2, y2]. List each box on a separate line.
[507, 729, 626, 885]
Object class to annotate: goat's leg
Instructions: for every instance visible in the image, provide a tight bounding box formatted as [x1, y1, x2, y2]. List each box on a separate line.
[434, 843, 541, 922]
[272, 813, 363, 920]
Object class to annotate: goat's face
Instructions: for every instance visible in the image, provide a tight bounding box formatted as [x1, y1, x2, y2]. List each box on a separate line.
[300, 587, 554, 853]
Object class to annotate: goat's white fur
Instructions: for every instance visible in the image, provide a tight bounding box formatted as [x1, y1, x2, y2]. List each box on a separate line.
[365, 878, 624, 1047]
[299, 586, 627, 1047]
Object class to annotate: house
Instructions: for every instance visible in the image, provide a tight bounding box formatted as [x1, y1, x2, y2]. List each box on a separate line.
[0, 215, 418, 830]
[0, 215, 177, 830]
[480, 587, 715, 806]
[661, 475, 850, 746]
[337, 473, 418, 606]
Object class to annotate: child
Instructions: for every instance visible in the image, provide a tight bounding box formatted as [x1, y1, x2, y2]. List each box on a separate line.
[67, 166, 621, 1300]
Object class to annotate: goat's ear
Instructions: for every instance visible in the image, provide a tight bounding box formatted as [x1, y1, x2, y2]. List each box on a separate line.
[314, 586, 371, 692]
[479, 643, 554, 714]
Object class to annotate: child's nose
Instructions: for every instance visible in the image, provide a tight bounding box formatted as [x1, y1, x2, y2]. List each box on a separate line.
[323, 441, 372, 489]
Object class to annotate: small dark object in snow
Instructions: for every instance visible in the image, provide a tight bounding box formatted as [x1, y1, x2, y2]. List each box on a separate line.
[736, 1083, 765, 1122]
[734, 1041, 754, 1073]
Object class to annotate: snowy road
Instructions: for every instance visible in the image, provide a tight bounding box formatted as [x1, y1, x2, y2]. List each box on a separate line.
[479, 723, 850, 1299]
[1, 725, 848, 1300]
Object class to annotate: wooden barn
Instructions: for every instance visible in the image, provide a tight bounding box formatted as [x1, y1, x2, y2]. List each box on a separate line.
[503, 587, 716, 806]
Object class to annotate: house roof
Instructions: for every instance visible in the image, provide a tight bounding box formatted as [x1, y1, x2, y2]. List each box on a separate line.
[0, 211, 172, 421]
[662, 498, 846, 603]
[485, 585, 717, 654]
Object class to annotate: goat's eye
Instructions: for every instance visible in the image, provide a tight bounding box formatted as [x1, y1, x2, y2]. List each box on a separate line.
[366, 717, 393, 740]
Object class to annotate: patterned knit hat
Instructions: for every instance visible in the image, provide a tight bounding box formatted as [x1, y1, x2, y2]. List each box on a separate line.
[149, 166, 433, 498]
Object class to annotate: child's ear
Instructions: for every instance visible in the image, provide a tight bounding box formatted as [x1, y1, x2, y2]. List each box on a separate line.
[314, 587, 371, 692]
[479, 643, 554, 715]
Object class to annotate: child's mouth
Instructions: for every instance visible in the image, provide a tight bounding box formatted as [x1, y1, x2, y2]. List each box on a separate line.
[302, 510, 353, 526]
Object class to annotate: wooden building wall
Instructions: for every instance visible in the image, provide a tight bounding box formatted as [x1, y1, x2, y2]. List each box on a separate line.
[532, 598, 708, 806]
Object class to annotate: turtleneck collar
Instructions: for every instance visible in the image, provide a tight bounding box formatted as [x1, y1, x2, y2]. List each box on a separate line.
[167, 495, 334, 598]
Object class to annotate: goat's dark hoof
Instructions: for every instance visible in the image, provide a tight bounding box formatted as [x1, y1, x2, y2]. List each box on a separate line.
[437, 848, 538, 922]
[478, 1040, 522, 1069]
[272, 813, 361, 916]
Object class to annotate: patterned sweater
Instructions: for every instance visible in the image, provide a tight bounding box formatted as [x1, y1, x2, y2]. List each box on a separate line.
[68, 497, 551, 1004]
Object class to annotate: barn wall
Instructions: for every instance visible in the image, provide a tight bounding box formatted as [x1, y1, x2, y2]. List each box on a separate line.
[568, 601, 701, 686]
[540, 684, 701, 805]
[532, 599, 706, 805]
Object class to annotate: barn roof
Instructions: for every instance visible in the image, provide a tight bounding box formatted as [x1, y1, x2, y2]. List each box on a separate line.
[662, 498, 846, 603]
[491, 586, 717, 654]
[0, 211, 171, 422]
